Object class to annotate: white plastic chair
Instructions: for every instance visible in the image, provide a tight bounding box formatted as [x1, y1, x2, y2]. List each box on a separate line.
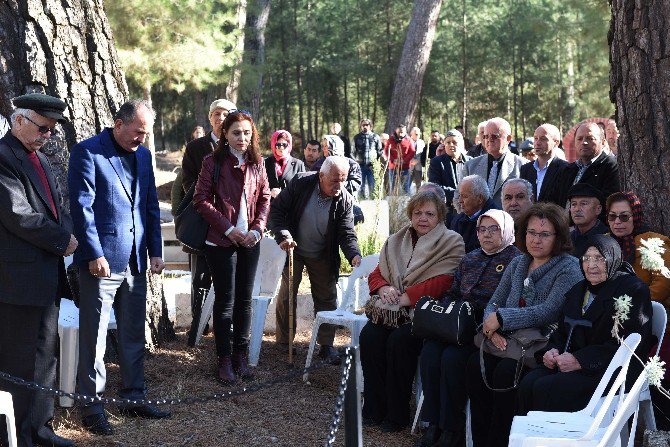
[639, 301, 667, 430]
[302, 253, 379, 383]
[0, 391, 17, 447]
[194, 237, 286, 366]
[521, 333, 642, 437]
[57, 298, 117, 408]
[509, 364, 648, 447]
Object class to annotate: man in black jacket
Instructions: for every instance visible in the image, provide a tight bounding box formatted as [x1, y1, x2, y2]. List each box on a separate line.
[181, 98, 235, 346]
[520, 123, 569, 205]
[269, 157, 361, 364]
[550, 122, 620, 215]
[0, 93, 77, 447]
[352, 118, 381, 199]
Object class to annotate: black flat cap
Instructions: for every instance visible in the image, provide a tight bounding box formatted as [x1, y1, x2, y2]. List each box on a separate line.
[519, 138, 534, 153]
[12, 93, 67, 122]
[567, 183, 603, 202]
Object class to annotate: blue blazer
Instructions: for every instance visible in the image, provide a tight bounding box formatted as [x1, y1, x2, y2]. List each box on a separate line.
[68, 129, 162, 273]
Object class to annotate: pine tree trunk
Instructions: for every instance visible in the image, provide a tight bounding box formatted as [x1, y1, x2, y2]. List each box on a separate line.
[0, 0, 128, 208]
[610, 0, 670, 234]
[239, 0, 271, 121]
[0, 0, 175, 347]
[384, 0, 443, 133]
[226, 0, 248, 105]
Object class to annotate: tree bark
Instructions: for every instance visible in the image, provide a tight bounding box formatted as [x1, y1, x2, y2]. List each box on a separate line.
[0, 0, 128, 206]
[226, 0, 248, 105]
[239, 0, 271, 121]
[610, 0, 670, 234]
[384, 0, 443, 133]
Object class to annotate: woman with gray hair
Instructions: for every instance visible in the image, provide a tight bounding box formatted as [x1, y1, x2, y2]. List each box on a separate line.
[428, 129, 471, 225]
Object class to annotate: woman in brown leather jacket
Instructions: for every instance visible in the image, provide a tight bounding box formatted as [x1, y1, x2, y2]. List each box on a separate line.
[193, 110, 270, 384]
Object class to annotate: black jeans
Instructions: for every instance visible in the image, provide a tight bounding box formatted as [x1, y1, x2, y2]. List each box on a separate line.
[517, 366, 599, 415]
[206, 244, 260, 357]
[466, 351, 527, 447]
[359, 322, 423, 426]
[420, 340, 477, 431]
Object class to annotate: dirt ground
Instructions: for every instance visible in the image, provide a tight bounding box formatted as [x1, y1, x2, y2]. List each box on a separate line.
[51, 330, 419, 447]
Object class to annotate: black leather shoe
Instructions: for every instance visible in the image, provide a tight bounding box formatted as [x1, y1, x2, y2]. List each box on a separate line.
[81, 413, 113, 436]
[33, 428, 76, 447]
[118, 404, 171, 419]
[318, 345, 342, 365]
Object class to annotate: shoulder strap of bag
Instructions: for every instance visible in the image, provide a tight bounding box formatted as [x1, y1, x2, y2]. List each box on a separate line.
[479, 334, 525, 392]
[211, 158, 221, 203]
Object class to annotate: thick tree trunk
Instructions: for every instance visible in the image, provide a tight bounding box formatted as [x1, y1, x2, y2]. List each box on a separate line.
[226, 0, 248, 105]
[0, 0, 174, 346]
[0, 0, 128, 206]
[239, 0, 271, 121]
[384, 0, 443, 133]
[610, 0, 670, 234]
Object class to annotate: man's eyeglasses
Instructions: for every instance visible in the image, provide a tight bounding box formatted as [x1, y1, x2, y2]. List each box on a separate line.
[22, 114, 56, 135]
[483, 134, 503, 141]
[607, 212, 632, 222]
[476, 225, 500, 235]
[526, 230, 556, 240]
[275, 142, 289, 149]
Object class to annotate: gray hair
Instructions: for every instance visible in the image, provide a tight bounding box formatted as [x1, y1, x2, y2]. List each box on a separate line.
[461, 174, 490, 199]
[10, 108, 32, 126]
[418, 182, 447, 201]
[502, 178, 534, 199]
[487, 117, 512, 137]
[411, 126, 421, 137]
[538, 123, 561, 143]
[114, 99, 154, 123]
[321, 156, 350, 175]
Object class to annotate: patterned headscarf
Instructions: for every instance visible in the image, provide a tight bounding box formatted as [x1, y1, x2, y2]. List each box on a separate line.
[607, 191, 646, 263]
[477, 209, 516, 255]
[270, 130, 292, 177]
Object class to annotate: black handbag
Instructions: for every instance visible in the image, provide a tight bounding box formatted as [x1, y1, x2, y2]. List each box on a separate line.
[411, 296, 477, 345]
[174, 162, 220, 251]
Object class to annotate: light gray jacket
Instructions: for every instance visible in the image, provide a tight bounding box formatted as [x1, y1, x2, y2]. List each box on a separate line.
[484, 253, 583, 331]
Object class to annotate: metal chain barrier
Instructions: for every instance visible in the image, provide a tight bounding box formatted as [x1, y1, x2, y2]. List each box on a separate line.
[325, 346, 353, 446]
[0, 352, 352, 407]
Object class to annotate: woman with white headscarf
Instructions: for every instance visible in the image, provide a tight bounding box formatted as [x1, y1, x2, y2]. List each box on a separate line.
[417, 209, 522, 447]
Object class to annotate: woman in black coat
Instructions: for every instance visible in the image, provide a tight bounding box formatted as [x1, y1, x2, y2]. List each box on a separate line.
[517, 234, 653, 415]
[264, 129, 305, 199]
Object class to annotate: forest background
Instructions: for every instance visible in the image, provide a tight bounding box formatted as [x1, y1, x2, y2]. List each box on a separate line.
[105, 0, 612, 151]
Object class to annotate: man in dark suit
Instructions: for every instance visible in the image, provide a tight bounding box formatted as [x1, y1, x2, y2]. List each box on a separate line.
[520, 124, 569, 205]
[265, 129, 305, 199]
[181, 98, 235, 346]
[550, 122, 620, 214]
[0, 93, 77, 447]
[69, 100, 169, 436]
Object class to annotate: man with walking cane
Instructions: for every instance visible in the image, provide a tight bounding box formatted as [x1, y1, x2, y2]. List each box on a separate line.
[269, 156, 362, 365]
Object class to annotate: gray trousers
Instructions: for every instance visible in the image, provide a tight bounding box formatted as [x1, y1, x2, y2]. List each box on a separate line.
[275, 252, 337, 346]
[77, 268, 147, 417]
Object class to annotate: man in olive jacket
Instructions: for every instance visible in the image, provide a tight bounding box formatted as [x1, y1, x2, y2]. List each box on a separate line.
[269, 156, 361, 364]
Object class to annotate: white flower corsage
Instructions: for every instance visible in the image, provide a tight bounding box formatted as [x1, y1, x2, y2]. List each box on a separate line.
[639, 237, 670, 278]
[612, 294, 633, 340]
[646, 356, 667, 388]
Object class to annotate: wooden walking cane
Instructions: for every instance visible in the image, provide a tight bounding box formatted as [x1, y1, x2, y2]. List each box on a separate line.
[288, 247, 295, 365]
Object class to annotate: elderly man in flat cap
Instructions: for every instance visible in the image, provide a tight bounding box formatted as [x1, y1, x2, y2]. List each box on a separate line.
[0, 93, 78, 447]
[180, 98, 235, 346]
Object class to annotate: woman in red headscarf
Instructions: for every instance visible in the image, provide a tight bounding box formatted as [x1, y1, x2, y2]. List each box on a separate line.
[264, 130, 305, 199]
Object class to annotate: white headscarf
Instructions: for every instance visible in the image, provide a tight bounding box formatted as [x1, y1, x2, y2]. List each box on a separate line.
[476, 209, 515, 255]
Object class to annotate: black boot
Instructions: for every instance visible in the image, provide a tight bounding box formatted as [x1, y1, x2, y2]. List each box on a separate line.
[433, 429, 465, 447]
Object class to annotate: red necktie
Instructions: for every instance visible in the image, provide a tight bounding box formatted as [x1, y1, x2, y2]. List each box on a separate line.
[27, 151, 58, 219]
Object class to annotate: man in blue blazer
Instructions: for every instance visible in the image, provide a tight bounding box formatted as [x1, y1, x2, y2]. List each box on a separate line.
[68, 100, 169, 435]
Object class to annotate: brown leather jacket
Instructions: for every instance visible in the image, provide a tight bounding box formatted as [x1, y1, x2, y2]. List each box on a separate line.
[193, 150, 270, 247]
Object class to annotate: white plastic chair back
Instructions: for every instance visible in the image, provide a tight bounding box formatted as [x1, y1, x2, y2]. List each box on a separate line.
[252, 237, 286, 297]
[593, 369, 648, 447]
[340, 253, 379, 312]
[651, 301, 667, 356]
[579, 333, 641, 418]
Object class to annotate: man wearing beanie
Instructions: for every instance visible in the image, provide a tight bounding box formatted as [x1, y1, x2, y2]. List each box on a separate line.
[0, 93, 77, 447]
[181, 98, 235, 346]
